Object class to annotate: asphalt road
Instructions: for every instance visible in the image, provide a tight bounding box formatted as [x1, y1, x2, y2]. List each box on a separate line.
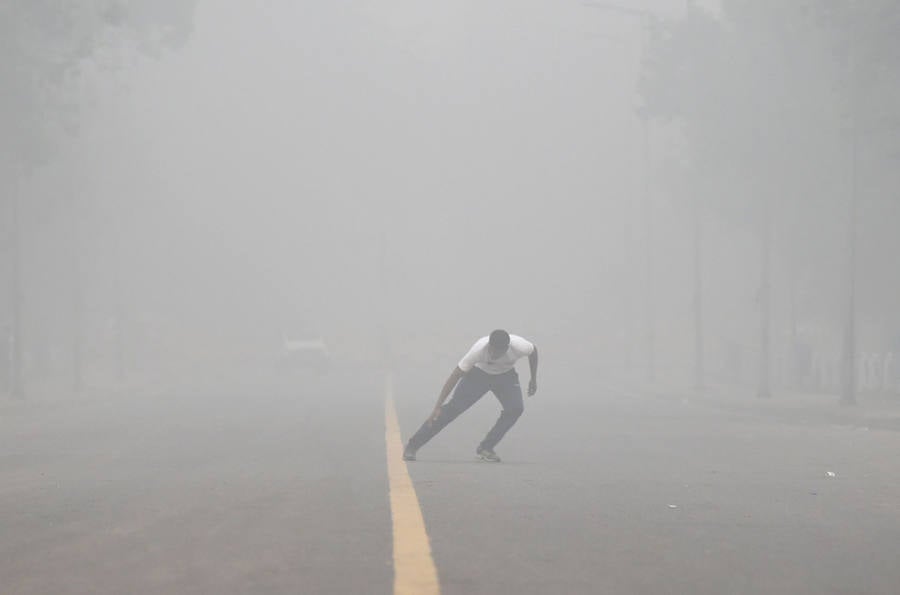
[3, 363, 900, 594]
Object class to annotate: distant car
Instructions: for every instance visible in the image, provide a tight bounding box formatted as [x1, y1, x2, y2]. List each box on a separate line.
[279, 332, 331, 373]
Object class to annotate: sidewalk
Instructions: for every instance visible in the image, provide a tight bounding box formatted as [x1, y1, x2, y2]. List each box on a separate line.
[0, 371, 172, 416]
[635, 382, 900, 432]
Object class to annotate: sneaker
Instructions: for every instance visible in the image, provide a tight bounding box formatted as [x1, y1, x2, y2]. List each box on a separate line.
[402, 446, 417, 461]
[476, 448, 501, 463]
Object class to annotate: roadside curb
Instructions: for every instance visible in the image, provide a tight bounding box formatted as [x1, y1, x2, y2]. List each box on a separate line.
[624, 383, 900, 432]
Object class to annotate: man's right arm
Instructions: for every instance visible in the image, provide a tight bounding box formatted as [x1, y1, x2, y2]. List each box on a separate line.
[429, 367, 465, 424]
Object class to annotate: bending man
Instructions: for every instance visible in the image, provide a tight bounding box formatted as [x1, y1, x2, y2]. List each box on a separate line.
[404, 329, 538, 463]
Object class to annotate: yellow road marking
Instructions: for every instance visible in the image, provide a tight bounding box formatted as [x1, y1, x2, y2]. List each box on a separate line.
[384, 373, 441, 595]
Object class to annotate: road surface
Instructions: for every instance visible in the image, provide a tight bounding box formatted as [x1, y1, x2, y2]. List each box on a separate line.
[3, 364, 900, 594]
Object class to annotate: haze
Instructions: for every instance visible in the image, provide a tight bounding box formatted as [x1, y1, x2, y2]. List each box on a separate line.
[3, 2, 900, 594]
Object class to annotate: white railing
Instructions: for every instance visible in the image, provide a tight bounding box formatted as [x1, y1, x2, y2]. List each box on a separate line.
[858, 352, 900, 393]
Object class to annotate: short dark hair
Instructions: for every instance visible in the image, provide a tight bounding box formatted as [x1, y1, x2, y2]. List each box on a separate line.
[489, 329, 510, 350]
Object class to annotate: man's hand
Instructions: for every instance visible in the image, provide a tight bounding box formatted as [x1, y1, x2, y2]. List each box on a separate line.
[527, 347, 538, 396]
[428, 367, 464, 426]
[427, 406, 442, 426]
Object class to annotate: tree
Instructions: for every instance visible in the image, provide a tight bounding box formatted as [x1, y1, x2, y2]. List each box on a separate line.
[640, 0, 900, 402]
[1, 1, 196, 396]
[815, 0, 900, 403]
[638, 1, 866, 398]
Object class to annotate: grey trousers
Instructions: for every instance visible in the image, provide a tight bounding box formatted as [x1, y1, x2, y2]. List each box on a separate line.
[407, 367, 524, 452]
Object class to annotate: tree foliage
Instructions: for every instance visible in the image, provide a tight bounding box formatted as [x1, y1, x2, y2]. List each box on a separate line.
[0, 1, 195, 172]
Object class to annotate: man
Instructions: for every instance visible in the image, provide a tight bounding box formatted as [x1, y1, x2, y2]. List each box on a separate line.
[404, 329, 538, 463]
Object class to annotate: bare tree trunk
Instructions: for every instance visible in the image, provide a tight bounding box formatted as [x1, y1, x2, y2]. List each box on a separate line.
[71, 210, 83, 393]
[377, 225, 392, 370]
[624, 213, 635, 378]
[112, 227, 126, 383]
[641, 116, 655, 383]
[788, 257, 799, 389]
[692, 197, 704, 390]
[757, 199, 772, 399]
[10, 185, 24, 398]
[840, 117, 858, 405]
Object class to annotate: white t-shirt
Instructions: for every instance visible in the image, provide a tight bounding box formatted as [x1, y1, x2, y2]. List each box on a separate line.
[457, 335, 535, 375]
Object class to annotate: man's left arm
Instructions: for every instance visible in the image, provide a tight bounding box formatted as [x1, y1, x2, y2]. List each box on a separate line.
[527, 346, 538, 396]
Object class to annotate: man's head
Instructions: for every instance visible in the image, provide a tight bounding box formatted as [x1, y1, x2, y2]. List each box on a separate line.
[487, 329, 511, 359]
